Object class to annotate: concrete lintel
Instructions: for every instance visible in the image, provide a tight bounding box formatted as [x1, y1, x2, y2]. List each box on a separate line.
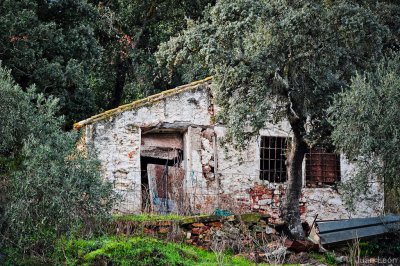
[141, 122, 212, 134]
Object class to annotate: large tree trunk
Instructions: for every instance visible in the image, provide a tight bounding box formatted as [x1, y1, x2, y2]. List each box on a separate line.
[283, 118, 308, 239]
[109, 57, 128, 109]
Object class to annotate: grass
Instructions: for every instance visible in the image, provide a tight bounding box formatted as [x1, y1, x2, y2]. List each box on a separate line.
[359, 239, 400, 257]
[310, 251, 337, 266]
[55, 236, 266, 266]
[112, 213, 215, 225]
[113, 213, 185, 222]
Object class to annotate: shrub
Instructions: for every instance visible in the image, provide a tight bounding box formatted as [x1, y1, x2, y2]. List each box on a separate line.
[0, 64, 114, 263]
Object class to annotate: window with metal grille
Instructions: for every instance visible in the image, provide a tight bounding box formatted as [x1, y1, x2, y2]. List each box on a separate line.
[305, 148, 341, 185]
[259, 136, 288, 182]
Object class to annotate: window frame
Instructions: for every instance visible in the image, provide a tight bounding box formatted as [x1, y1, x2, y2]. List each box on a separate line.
[258, 135, 342, 186]
[259, 136, 289, 183]
[305, 147, 341, 186]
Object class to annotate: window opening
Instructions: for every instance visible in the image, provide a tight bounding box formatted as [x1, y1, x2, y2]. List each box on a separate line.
[259, 136, 288, 182]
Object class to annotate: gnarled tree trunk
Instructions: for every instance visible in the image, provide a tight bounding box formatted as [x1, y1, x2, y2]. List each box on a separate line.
[283, 117, 307, 239]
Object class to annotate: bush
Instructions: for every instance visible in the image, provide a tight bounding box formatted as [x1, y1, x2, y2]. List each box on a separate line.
[0, 64, 114, 263]
[330, 54, 400, 212]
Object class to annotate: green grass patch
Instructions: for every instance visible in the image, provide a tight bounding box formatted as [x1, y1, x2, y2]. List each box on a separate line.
[113, 213, 185, 222]
[359, 239, 400, 256]
[55, 236, 262, 266]
[310, 251, 337, 266]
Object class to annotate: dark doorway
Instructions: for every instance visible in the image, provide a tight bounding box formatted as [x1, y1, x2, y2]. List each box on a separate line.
[140, 155, 182, 212]
[140, 132, 184, 213]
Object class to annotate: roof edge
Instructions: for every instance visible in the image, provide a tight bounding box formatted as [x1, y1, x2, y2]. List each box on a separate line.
[74, 76, 213, 130]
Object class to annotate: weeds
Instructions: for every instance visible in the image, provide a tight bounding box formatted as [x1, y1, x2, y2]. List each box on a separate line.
[310, 251, 337, 266]
[348, 237, 360, 266]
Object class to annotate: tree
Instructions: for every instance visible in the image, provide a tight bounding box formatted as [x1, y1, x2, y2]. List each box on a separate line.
[87, 0, 215, 110]
[330, 54, 400, 214]
[157, 0, 397, 239]
[0, 0, 102, 128]
[0, 0, 215, 127]
[0, 65, 114, 262]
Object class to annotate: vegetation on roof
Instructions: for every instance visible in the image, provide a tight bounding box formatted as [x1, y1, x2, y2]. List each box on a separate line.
[73, 77, 212, 130]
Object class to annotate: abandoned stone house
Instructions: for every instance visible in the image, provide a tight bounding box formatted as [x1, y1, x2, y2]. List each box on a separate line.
[74, 77, 383, 224]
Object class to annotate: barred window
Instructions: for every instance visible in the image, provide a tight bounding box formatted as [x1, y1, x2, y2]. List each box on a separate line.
[259, 136, 288, 182]
[305, 148, 341, 185]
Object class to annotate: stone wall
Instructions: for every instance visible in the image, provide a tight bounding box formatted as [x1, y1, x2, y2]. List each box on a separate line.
[113, 214, 272, 250]
[84, 84, 214, 214]
[212, 126, 384, 224]
[84, 121, 142, 213]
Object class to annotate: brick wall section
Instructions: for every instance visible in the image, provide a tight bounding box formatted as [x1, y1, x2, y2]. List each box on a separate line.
[248, 184, 306, 224]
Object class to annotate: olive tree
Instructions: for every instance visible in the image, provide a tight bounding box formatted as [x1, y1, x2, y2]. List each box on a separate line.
[0, 65, 114, 261]
[330, 54, 400, 214]
[157, 0, 396, 239]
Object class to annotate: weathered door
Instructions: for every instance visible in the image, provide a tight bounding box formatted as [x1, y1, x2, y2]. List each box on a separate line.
[147, 164, 185, 214]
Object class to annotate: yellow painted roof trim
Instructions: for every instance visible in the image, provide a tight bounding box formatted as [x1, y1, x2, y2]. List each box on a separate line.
[73, 77, 213, 130]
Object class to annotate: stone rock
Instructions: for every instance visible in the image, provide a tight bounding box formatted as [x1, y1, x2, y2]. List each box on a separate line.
[214, 230, 225, 237]
[265, 226, 274, 234]
[191, 228, 200, 235]
[239, 213, 261, 223]
[158, 227, 170, 234]
[265, 247, 287, 260]
[192, 222, 205, 227]
[335, 255, 348, 263]
[258, 199, 272, 205]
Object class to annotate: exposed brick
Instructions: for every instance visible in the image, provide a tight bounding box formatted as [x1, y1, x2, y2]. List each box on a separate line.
[191, 228, 200, 235]
[192, 222, 205, 227]
[299, 205, 306, 215]
[209, 221, 222, 228]
[158, 227, 170, 234]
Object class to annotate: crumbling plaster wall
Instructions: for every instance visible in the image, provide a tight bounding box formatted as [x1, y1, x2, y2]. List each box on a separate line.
[302, 158, 384, 223]
[84, 119, 142, 213]
[213, 122, 384, 224]
[85, 85, 214, 213]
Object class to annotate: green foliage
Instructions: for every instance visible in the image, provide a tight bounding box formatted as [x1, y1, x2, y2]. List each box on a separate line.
[86, 0, 214, 110]
[0, 66, 33, 155]
[157, 0, 396, 148]
[359, 238, 400, 257]
[0, 0, 102, 126]
[0, 0, 214, 126]
[0, 65, 114, 262]
[310, 251, 337, 266]
[54, 236, 259, 266]
[325, 252, 337, 265]
[330, 54, 400, 212]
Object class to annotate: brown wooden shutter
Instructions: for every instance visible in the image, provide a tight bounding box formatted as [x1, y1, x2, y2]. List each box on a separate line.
[306, 148, 340, 185]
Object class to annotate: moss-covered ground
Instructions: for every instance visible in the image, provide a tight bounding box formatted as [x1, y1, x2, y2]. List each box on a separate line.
[55, 236, 267, 266]
[113, 213, 185, 222]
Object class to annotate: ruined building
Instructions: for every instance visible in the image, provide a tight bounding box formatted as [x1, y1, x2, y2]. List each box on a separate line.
[74, 77, 383, 224]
